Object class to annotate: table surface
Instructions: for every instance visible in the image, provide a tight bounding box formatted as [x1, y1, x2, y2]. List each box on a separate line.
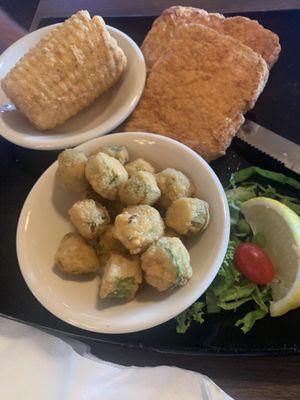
[4, 1, 300, 399]
[31, 0, 300, 29]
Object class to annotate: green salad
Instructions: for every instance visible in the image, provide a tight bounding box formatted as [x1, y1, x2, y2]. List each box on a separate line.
[176, 167, 300, 334]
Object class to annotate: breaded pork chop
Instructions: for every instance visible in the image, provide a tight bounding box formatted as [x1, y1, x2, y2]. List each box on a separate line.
[222, 16, 280, 69]
[141, 7, 224, 69]
[141, 6, 280, 69]
[125, 24, 269, 161]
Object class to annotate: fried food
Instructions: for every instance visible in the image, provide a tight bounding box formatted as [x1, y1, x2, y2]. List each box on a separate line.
[57, 149, 88, 193]
[54, 144, 211, 301]
[125, 24, 269, 161]
[85, 152, 128, 200]
[119, 170, 161, 206]
[113, 205, 165, 254]
[141, 237, 192, 291]
[222, 16, 281, 69]
[55, 233, 100, 274]
[141, 6, 280, 69]
[141, 7, 223, 69]
[156, 168, 194, 208]
[98, 144, 129, 165]
[165, 198, 210, 236]
[125, 158, 156, 176]
[99, 253, 142, 300]
[98, 225, 127, 266]
[1, 10, 127, 130]
[68, 199, 110, 240]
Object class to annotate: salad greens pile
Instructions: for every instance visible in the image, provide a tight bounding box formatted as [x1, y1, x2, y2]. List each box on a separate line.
[176, 167, 300, 334]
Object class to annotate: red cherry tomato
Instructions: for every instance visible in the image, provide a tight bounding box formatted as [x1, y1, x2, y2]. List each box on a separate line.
[235, 243, 275, 284]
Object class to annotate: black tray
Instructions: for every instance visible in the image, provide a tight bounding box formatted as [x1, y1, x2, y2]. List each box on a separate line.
[0, 10, 299, 355]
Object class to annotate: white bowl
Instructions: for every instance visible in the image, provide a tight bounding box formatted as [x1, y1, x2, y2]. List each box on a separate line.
[0, 24, 146, 150]
[17, 133, 230, 333]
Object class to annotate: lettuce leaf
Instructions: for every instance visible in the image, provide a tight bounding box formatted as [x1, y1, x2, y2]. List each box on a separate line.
[176, 167, 299, 335]
[230, 166, 300, 191]
[176, 302, 205, 333]
[235, 308, 268, 334]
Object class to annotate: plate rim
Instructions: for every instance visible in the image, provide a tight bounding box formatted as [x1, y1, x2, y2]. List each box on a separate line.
[0, 24, 146, 150]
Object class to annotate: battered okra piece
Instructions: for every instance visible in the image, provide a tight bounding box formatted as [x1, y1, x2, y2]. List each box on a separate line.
[55, 233, 100, 275]
[56, 149, 88, 192]
[141, 237, 192, 292]
[113, 205, 165, 254]
[100, 143, 129, 165]
[119, 170, 161, 205]
[99, 253, 142, 300]
[125, 158, 155, 176]
[98, 225, 127, 265]
[156, 168, 195, 208]
[166, 197, 210, 236]
[68, 199, 110, 240]
[81, 187, 125, 220]
[85, 152, 128, 200]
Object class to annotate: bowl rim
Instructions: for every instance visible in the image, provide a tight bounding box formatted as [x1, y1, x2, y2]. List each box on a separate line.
[0, 24, 146, 150]
[16, 132, 230, 333]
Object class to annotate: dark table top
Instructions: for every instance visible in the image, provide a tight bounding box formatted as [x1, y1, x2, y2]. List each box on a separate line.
[30, 0, 300, 30]
[1, 1, 300, 399]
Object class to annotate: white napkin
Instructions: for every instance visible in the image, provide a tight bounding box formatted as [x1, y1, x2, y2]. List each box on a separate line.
[0, 316, 233, 400]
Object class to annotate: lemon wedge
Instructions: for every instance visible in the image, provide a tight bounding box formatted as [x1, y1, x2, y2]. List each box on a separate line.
[241, 197, 300, 317]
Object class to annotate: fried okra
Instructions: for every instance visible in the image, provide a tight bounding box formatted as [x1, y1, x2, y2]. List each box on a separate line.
[156, 168, 194, 208]
[119, 171, 161, 205]
[125, 158, 155, 175]
[99, 253, 142, 300]
[68, 199, 110, 240]
[98, 225, 127, 265]
[55, 233, 100, 275]
[166, 197, 210, 235]
[82, 187, 125, 220]
[85, 152, 128, 200]
[114, 205, 165, 254]
[57, 149, 88, 192]
[100, 143, 129, 165]
[141, 237, 192, 291]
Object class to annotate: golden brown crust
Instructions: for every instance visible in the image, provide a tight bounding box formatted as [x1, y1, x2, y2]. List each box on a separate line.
[141, 6, 224, 69]
[1, 10, 127, 130]
[125, 24, 269, 161]
[141, 6, 280, 69]
[222, 16, 281, 69]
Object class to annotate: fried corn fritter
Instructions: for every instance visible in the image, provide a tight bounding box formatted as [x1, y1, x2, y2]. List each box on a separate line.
[1, 10, 127, 130]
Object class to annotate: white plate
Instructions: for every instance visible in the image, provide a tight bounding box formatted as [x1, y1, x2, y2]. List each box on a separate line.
[0, 24, 146, 150]
[17, 132, 230, 333]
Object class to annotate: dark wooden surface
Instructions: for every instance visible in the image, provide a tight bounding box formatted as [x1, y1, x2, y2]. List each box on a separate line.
[3, 1, 300, 399]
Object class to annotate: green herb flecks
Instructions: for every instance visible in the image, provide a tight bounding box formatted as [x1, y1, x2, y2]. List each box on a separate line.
[110, 276, 136, 299]
[109, 174, 119, 185]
